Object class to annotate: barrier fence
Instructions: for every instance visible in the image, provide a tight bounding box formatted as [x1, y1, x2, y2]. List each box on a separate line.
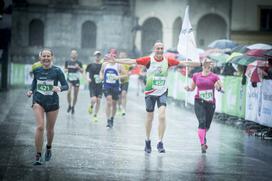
[10, 63, 272, 127]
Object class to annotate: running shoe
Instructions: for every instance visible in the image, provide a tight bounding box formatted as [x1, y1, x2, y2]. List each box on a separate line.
[106, 119, 111, 128]
[110, 118, 114, 128]
[157, 141, 166, 153]
[116, 108, 122, 116]
[201, 144, 208, 153]
[67, 106, 72, 113]
[44, 148, 52, 161]
[71, 107, 75, 114]
[93, 115, 98, 122]
[33, 154, 42, 165]
[88, 105, 93, 114]
[144, 140, 152, 153]
[122, 111, 126, 116]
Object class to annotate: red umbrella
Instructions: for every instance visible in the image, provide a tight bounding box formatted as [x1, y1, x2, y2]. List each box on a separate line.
[164, 52, 178, 59]
[246, 60, 268, 83]
[246, 49, 266, 57]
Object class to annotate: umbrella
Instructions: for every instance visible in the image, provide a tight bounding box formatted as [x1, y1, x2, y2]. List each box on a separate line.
[166, 48, 179, 54]
[200, 48, 223, 59]
[208, 53, 230, 66]
[226, 52, 243, 62]
[208, 39, 238, 49]
[264, 49, 272, 57]
[230, 55, 266, 66]
[246, 60, 268, 83]
[247, 43, 272, 50]
[246, 49, 267, 57]
[164, 52, 178, 59]
[231, 45, 249, 53]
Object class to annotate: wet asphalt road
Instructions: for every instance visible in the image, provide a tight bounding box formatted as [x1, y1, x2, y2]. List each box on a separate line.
[1, 78, 272, 181]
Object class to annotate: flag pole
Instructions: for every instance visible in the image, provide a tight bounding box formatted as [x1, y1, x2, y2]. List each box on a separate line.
[177, 5, 199, 108]
[185, 34, 188, 107]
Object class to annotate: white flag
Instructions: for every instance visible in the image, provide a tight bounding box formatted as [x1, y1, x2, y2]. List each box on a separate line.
[177, 6, 199, 62]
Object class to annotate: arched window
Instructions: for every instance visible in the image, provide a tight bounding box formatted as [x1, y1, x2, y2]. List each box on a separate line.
[141, 17, 163, 55]
[29, 19, 44, 46]
[173, 17, 182, 48]
[197, 14, 227, 48]
[81, 21, 97, 48]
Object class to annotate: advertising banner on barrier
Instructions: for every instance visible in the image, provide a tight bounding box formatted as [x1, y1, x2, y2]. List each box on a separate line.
[167, 71, 175, 98]
[25, 65, 32, 85]
[245, 82, 260, 122]
[170, 72, 186, 101]
[222, 76, 246, 117]
[214, 76, 224, 113]
[256, 80, 272, 127]
[11, 63, 25, 85]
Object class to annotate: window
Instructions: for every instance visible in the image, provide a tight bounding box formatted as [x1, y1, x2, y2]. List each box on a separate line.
[260, 7, 272, 32]
[81, 21, 97, 48]
[29, 19, 44, 46]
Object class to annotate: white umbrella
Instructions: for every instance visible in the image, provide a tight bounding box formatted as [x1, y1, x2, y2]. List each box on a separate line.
[247, 43, 272, 50]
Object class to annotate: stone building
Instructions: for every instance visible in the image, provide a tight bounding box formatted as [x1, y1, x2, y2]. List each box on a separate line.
[7, 0, 272, 65]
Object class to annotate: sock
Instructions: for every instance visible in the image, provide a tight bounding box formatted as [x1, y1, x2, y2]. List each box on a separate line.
[111, 117, 114, 121]
[37, 152, 42, 157]
[198, 128, 206, 145]
[46, 145, 51, 149]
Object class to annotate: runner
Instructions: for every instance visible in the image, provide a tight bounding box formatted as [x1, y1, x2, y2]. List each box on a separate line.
[185, 58, 223, 153]
[117, 51, 132, 116]
[29, 51, 42, 78]
[86, 50, 103, 122]
[113, 41, 200, 153]
[26, 48, 68, 165]
[137, 65, 147, 96]
[64, 49, 83, 115]
[99, 49, 127, 128]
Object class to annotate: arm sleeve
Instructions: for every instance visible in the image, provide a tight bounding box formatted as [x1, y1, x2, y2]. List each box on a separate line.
[79, 62, 83, 68]
[31, 72, 37, 91]
[58, 68, 69, 91]
[64, 61, 68, 69]
[85, 65, 90, 72]
[136, 56, 151, 66]
[168, 57, 180, 67]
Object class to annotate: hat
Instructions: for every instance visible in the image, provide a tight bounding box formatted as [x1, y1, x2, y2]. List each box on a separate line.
[94, 51, 101, 56]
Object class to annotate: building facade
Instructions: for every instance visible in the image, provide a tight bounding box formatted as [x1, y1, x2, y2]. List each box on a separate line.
[9, 0, 272, 65]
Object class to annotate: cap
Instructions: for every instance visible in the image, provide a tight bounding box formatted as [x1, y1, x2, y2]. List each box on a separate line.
[94, 51, 101, 56]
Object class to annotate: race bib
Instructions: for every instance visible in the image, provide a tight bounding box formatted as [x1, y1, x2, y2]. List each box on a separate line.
[94, 74, 102, 84]
[199, 89, 213, 102]
[68, 72, 79, 81]
[106, 73, 117, 84]
[152, 76, 166, 89]
[37, 80, 54, 95]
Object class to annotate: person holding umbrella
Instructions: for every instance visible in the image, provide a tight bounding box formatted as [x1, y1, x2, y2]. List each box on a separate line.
[185, 58, 223, 153]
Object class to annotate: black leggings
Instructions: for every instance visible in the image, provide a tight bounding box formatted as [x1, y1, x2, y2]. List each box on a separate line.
[194, 99, 215, 129]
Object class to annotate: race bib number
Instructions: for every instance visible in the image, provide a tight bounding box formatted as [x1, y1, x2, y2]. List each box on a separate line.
[37, 80, 54, 95]
[68, 72, 79, 81]
[199, 89, 213, 102]
[94, 74, 102, 84]
[106, 73, 117, 84]
[152, 76, 166, 89]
